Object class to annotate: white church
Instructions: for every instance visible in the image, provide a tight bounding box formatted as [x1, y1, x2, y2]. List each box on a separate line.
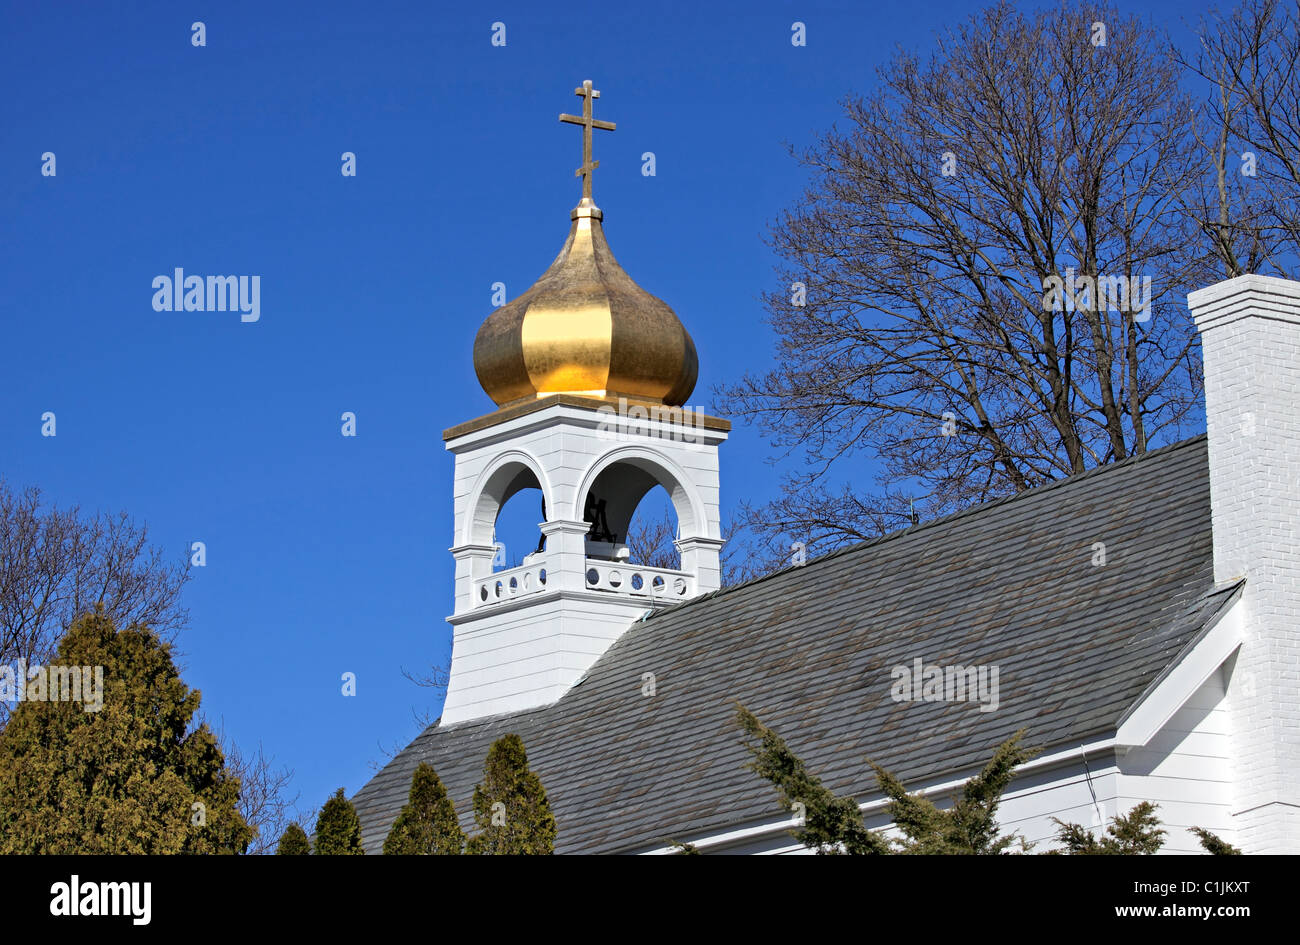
[350, 82, 1300, 855]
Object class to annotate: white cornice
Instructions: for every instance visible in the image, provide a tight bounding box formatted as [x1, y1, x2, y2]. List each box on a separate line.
[1189, 273, 1300, 332]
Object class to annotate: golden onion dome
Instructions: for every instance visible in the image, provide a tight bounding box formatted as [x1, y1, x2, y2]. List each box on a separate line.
[473, 197, 699, 407]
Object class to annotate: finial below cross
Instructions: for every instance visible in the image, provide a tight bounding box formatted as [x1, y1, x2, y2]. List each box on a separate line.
[559, 80, 616, 201]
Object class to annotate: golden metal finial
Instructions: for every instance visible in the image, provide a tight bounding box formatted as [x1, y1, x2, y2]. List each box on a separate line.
[559, 79, 616, 201]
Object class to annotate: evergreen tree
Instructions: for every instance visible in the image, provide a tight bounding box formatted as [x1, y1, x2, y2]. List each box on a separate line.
[1190, 827, 1241, 855]
[739, 706, 1034, 853]
[277, 822, 311, 855]
[313, 788, 364, 855]
[741, 706, 1236, 854]
[466, 734, 556, 855]
[1053, 802, 1166, 854]
[736, 706, 889, 854]
[1057, 810, 1241, 855]
[0, 610, 251, 853]
[383, 762, 465, 855]
[872, 732, 1036, 853]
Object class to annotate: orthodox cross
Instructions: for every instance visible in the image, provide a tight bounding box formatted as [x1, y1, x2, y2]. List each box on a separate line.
[559, 80, 616, 201]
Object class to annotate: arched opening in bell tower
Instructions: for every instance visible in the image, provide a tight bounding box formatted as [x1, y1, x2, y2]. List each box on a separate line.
[491, 482, 546, 572]
[465, 455, 551, 574]
[620, 485, 681, 571]
[576, 448, 711, 577]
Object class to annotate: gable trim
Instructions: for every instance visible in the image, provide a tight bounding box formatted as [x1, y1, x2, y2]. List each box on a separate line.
[1115, 588, 1244, 749]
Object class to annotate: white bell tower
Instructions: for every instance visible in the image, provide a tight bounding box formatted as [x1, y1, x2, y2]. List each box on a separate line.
[440, 398, 727, 725]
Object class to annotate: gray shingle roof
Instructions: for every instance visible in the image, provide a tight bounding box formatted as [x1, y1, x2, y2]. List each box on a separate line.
[351, 435, 1231, 854]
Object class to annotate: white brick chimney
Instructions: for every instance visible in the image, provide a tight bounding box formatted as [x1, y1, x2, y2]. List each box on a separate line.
[1188, 274, 1300, 853]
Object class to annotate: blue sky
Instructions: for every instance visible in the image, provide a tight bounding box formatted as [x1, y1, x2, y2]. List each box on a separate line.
[0, 0, 1209, 825]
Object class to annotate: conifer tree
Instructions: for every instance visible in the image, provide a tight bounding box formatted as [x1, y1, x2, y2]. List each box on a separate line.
[1053, 802, 1166, 854]
[277, 822, 311, 855]
[1190, 826, 1241, 855]
[874, 733, 1037, 853]
[466, 734, 556, 855]
[0, 610, 251, 854]
[741, 705, 1237, 854]
[739, 706, 1035, 853]
[736, 706, 889, 854]
[313, 788, 364, 855]
[383, 762, 465, 855]
[1056, 807, 1240, 855]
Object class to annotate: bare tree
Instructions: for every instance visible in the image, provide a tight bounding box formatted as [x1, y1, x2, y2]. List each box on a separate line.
[1178, 51, 1278, 278]
[213, 728, 300, 855]
[0, 480, 190, 726]
[623, 510, 681, 571]
[401, 661, 450, 730]
[719, 2, 1212, 566]
[624, 510, 761, 587]
[368, 662, 451, 767]
[1184, 0, 1300, 270]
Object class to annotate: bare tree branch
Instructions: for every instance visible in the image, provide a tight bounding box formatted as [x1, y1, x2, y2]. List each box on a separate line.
[718, 2, 1211, 561]
[0, 480, 191, 728]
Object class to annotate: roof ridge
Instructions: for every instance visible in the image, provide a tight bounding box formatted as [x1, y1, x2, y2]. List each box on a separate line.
[653, 433, 1210, 616]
